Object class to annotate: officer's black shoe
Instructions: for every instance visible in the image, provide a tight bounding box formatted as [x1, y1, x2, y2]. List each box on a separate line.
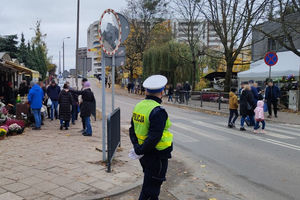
[60, 125, 63, 130]
[65, 127, 68, 130]
[240, 127, 246, 131]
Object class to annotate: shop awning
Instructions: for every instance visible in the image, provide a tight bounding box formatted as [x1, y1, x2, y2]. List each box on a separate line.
[4, 61, 40, 77]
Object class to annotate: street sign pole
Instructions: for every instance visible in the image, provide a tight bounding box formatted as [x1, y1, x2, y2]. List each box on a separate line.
[101, 50, 106, 161]
[112, 54, 115, 111]
[269, 67, 271, 79]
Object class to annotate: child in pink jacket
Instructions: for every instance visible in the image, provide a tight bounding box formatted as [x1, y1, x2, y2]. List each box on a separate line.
[254, 100, 265, 133]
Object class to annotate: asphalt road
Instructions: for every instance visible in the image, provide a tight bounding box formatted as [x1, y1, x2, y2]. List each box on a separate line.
[87, 79, 300, 200]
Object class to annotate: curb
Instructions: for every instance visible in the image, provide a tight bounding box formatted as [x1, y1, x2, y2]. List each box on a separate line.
[67, 179, 143, 200]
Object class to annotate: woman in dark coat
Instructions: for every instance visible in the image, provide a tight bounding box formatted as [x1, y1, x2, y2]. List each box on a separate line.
[58, 84, 73, 130]
[240, 85, 255, 131]
[79, 81, 95, 136]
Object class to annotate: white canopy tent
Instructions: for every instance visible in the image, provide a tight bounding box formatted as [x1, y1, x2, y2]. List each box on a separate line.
[238, 51, 300, 81]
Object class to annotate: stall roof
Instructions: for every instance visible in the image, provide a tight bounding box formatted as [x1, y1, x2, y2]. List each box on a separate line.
[238, 51, 300, 78]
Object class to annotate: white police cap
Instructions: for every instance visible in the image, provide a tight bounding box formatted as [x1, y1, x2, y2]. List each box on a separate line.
[143, 75, 168, 93]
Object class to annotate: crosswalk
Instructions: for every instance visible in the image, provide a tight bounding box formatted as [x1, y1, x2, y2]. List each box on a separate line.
[170, 116, 300, 152]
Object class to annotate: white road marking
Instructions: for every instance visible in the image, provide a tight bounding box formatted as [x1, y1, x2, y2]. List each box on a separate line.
[256, 138, 300, 151]
[172, 122, 229, 141]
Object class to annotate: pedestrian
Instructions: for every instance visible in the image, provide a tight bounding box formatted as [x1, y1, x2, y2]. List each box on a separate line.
[19, 80, 29, 97]
[66, 82, 79, 125]
[79, 81, 95, 136]
[254, 100, 266, 134]
[167, 84, 174, 102]
[183, 81, 191, 104]
[47, 80, 61, 120]
[131, 82, 135, 94]
[27, 81, 44, 130]
[249, 80, 259, 104]
[265, 79, 280, 118]
[129, 75, 173, 200]
[58, 84, 73, 130]
[228, 88, 239, 128]
[239, 85, 255, 131]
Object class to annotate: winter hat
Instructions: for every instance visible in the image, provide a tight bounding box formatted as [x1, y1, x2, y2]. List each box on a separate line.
[84, 81, 91, 88]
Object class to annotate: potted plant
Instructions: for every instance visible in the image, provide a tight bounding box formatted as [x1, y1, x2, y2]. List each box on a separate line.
[8, 123, 22, 135]
[0, 126, 7, 140]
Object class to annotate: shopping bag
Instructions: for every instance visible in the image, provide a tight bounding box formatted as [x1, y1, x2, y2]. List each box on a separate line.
[264, 103, 268, 112]
[47, 98, 52, 107]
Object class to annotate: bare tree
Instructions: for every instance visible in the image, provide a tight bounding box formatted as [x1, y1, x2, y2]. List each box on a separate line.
[123, 0, 169, 80]
[173, 0, 205, 90]
[202, 0, 268, 92]
[254, 0, 300, 57]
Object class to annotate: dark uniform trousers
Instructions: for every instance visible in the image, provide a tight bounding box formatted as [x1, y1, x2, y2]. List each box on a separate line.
[139, 154, 168, 200]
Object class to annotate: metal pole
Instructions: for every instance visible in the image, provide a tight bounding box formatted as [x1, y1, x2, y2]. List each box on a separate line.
[84, 56, 87, 78]
[63, 40, 65, 73]
[269, 67, 271, 80]
[59, 51, 61, 74]
[75, 0, 80, 89]
[101, 50, 106, 161]
[112, 55, 115, 111]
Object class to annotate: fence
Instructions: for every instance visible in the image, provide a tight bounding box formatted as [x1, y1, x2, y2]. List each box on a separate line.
[168, 91, 230, 111]
[106, 108, 121, 172]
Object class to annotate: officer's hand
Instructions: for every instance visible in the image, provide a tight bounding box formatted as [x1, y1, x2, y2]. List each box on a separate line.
[134, 144, 142, 155]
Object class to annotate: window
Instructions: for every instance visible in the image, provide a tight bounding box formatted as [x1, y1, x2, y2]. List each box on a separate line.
[268, 38, 276, 51]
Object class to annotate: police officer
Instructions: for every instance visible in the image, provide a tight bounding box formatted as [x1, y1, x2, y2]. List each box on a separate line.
[129, 75, 173, 200]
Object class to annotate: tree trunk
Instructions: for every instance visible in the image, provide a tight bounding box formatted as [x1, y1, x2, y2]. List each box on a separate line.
[224, 60, 234, 92]
[192, 58, 197, 90]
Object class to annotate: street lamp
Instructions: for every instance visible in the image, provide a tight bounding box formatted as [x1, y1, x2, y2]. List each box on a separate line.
[62, 36, 71, 74]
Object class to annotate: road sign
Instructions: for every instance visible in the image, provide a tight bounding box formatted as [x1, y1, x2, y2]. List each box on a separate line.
[117, 13, 130, 43]
[264, 52, 278, 66]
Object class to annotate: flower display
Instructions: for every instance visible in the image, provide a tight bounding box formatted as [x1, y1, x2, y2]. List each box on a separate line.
[8, 123, 22, 132]
[0, 128, 7, 137]
[5, 119, 25, 128]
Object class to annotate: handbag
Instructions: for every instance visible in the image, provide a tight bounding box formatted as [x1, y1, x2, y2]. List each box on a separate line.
[47, 98, 52, 107]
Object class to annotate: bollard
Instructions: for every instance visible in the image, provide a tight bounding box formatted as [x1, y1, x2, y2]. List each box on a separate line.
[200, 91, 203, 107]
[218, 92, 221, 110]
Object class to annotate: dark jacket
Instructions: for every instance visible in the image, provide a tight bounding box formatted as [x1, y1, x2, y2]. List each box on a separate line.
[47, 84, 61, 101]
[129, 95, 173, 159]
[69, 87, 79, 105]
[240, 89, 255, 117]
[79, 88, 95, 118]
[58, 90, 72, 121]
[183, 83, 191, 91]
[265, 85, 280, 102]
[28, 84, 44, 109]
[251, 86, 259, 104]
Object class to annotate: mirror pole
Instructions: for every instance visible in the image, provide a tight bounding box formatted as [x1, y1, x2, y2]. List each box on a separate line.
[112, 54, 115, 112]
[101, 50, 106, 161]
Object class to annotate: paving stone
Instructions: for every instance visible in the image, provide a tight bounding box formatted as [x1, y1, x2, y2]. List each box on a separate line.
[16, 187, 44, 200]
[34, 171, 59, 181]
[89, 180, 116, 191]
[32, 181, 59, 192]
[64, 182, 90, 193]
[50, 176, 74, 186]
[0, 177, 15, 186]
[0, 187, 6, 195]
[48, 187, 76, 199]
[0, 192, 23, 200]
[2, 182, 30, 193]
[4, 172, 31, 181]
[19, 176, 44, 185]
[34, 194, 61, 200]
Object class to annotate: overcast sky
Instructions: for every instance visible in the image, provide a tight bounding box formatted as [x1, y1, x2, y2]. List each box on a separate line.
[0, 0, 127, 71]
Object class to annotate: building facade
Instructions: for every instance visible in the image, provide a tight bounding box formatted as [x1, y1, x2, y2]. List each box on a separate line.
[172, 19, 223, 49]
[87, 20, 102, 76]
[252, 12, 300, 62]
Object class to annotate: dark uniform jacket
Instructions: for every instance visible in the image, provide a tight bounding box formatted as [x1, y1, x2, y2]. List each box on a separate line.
[129, 95, 173, 159]
[58, 90, 72, 121]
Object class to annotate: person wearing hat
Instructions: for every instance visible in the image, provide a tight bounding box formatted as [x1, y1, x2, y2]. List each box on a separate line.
[129, 75, 173, 200]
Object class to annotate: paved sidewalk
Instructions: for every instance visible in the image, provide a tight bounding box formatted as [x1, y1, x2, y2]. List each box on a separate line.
[0, 116, 142, 200]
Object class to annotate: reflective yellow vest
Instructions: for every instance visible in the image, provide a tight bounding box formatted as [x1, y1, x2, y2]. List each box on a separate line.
[132, 99, 173, 151]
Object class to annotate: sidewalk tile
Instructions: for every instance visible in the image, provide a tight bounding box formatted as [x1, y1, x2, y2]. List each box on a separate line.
[32, 181, 59, 192]
[50, 176, 74, 186]
[0, 187, 6, 195]
[64, 182, 90, 193]
[2, 182, 30, 193]
[16, 187, 44, 200]
[0, 177, 15, 186]
[4, 172, 31, 181]
[0, 192, 23, 200]
[19, 176, 44, 185]
[89, 180, 115, 191]
[48, 187, 76, 199]
[35, 194, 61, 200]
